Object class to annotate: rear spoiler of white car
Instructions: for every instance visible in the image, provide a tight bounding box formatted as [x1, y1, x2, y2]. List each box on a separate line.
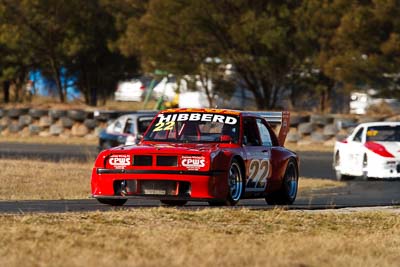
[252, 111, 290, 146]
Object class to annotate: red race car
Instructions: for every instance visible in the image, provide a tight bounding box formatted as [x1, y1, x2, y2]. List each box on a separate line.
[91, 108, 299, 206]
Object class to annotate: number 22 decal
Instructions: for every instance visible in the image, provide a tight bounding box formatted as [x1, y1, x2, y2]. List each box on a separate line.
[246, 159, 271, 190]
[153, 121, 175, 132]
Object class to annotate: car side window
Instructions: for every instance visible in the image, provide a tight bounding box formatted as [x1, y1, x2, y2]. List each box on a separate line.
[353, 128, 364, 142]
[243, 118, 261, 146]
[124, 119, 135, 134]
[113, 119, 123, 134]
[138, 118, 153, 134]
[256, 119, 272, 147]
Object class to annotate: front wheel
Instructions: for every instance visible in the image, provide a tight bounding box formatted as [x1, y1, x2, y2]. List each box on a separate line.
[266, 159, 298, 205]
[209, 159, 243, 206]
[96, 198, 127, 206]
[362, 154, 369, 181]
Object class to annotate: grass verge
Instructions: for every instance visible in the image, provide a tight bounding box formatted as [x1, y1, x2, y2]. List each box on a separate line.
[0, 209, 399, 267]
[0, 135, 98, 145]
[0, 159, 93, 200]
[286, 143, 334, 152]
[0, 159, 344, 200]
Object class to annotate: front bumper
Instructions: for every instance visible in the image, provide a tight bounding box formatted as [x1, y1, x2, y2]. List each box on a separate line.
[91, 168, 228, 200]
[365, 162, 400, 179]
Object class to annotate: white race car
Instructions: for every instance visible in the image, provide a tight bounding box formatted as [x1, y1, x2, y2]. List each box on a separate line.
[333, 121, 400, 180]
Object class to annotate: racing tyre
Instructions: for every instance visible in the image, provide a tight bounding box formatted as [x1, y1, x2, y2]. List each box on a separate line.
[334, 152, 344, 181]
[96, 198, 127, 206]
[335, 170, 346, 181]
[84, 119, 97, 129]
[160, 200, 188, 206]
[265, 159, 298, 205]
[362, 154, 369, 181]
[334, 152, 352, 181]
[67, 110, 87, 121]
[209, 159, 244, 206]
[29, 109, 48, 119]
[8, 108, 29, 118]
[49, 109, 67, 120]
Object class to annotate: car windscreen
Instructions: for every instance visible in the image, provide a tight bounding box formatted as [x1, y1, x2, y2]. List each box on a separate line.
[138, 117, 155, 134]
[366, 125, 400, 142]
[143, 112, 240, 143]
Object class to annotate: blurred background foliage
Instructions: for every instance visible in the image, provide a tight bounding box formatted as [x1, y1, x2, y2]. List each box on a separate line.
[0, 0, 400, 111]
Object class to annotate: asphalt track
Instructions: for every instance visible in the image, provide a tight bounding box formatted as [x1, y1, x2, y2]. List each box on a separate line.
[0, 142, 399, 213]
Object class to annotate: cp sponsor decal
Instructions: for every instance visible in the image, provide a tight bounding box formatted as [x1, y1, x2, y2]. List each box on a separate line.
[108, 154, 131, 169]
[181, 156, 206, 170]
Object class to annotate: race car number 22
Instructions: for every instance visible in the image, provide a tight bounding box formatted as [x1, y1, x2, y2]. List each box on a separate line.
[246, 159, 271, 189]
[153, 121, 175, 132]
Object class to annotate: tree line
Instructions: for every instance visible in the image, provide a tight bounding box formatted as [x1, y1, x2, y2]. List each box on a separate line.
[1, 0, 399, 111]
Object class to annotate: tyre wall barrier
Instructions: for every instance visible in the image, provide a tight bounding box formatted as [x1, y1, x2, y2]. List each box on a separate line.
[0, 108, 133, 139]
[0, 108, 398, 144]
[288, 113, 400, 146]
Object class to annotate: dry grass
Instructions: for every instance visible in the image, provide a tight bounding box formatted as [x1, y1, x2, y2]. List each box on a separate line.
[299, 176, 345, 191]
[0, 159, 93, 200]
[0, 135, 98, 145]
[286, 143, 334, 152]
[0, 159, 386, 267]
[0, 209, 399, 267]
[0, 159, 343, 200]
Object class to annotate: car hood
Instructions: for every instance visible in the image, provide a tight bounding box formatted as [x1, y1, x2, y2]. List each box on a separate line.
[117, 142, 223, 154]
[101, 143, 225, 171]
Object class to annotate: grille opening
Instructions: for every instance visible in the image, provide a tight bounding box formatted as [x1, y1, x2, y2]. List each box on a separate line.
[133, 155, 152, 166]
[114, 180, 191, 196]
[156, 156, 177, 166]
[179, 182, 191, 196]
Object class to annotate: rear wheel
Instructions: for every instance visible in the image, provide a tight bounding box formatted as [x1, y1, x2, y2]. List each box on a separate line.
[160, 200, 188, 206]
[266, 159, 298, 205]
[334, 152, 352, 181]
[96, 198, 127, 206]
[208, 159, 243, 206]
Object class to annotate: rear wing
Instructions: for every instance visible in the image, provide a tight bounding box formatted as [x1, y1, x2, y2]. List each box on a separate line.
[253, 111, 290, 146]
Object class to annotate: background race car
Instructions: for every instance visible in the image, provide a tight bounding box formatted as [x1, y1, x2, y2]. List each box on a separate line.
[98, 111, 157, 151]
[333, 121, 400, 180]
[91, 108, 299, 206]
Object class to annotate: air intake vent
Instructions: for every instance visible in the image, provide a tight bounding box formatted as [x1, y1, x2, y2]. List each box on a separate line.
[156, 156, 177, 166]
[133, 155, 152, 166]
